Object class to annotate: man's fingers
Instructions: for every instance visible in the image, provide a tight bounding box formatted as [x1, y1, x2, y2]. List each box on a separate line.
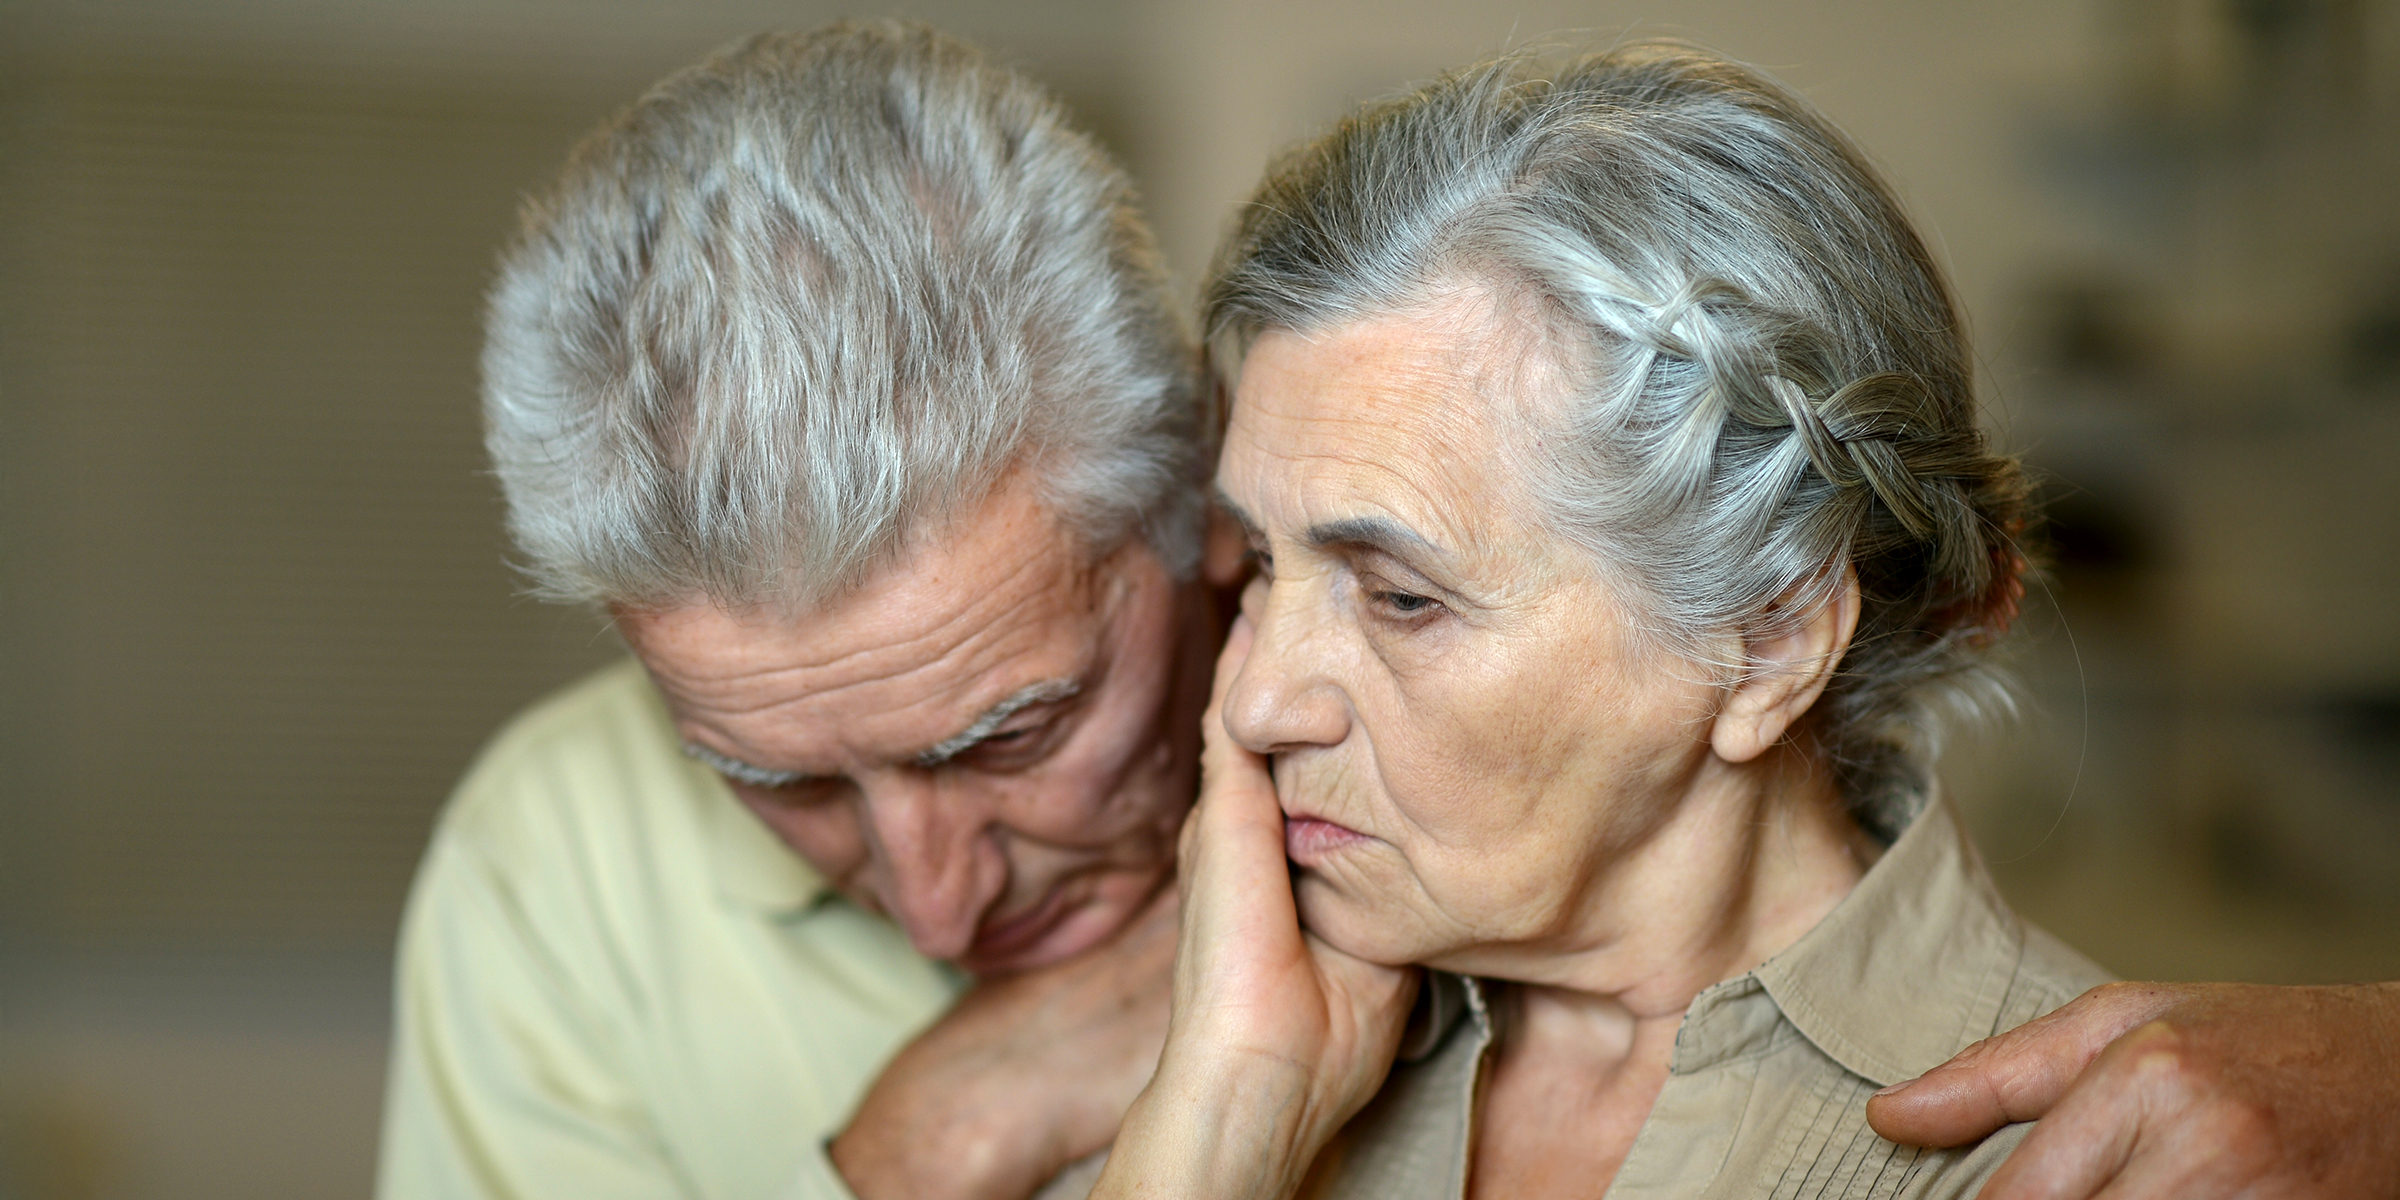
[1981, 1015, 2290, 1200]
[1971, 1042, 2149, 1200]
[1869, 983, 2186, 1147]
[1868, 1016, 2093, 1147]
[1867, 1055, 2025, 1148]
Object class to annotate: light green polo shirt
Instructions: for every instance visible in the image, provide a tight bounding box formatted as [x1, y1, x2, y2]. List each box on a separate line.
[377, 659, 966, 1200]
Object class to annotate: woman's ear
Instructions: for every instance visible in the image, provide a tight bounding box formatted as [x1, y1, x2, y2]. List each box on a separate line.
[1202, 502, 1250, 588]
[1712, 564, 1861, 764]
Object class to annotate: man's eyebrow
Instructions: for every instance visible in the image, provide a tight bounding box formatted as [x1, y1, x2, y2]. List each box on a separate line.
[915, 678, 1081, 767]
[683, 741, 809, 789]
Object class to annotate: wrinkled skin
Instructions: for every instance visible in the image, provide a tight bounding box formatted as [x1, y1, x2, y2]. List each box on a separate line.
[1868, 980, 2400, 1200]
[617, 477, 1238, 1200]
[1092, 293, 1878, 1200]
[1094, 615, 1422, 1200]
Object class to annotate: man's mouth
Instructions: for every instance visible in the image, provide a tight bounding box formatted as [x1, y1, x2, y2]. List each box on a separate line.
[960, 884, 1077, 967]
[1284, 815, 1370, 866]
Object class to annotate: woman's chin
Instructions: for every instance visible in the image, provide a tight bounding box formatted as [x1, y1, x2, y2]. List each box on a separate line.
[1291, 872, 1438, 968]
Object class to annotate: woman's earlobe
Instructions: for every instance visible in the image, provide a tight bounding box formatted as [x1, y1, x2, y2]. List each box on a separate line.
[1710, 566, 1860, 764]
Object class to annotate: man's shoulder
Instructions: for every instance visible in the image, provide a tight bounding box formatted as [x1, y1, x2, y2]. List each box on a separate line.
[436, 658, 710, 868]
[428, 657, 830, 915]
[466, 657, 676, 783]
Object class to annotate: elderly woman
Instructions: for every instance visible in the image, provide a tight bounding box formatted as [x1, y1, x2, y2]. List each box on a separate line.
[1084, 42, 2107, 1200]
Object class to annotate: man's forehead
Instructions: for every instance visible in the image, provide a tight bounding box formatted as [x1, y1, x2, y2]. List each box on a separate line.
[633, 554, 1095, 702]
[631, 589, 1098, 774]
[621, 499, 1112, 750]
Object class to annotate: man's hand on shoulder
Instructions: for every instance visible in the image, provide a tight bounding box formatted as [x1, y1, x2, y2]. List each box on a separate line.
[1867, 979, 2400, 1200]
[830, 884, 1178, 1200]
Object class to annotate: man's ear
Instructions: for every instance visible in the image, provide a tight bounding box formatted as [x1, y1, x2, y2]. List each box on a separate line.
[1712, 564, 1861, 764]
[1202, 502, 1249, 588]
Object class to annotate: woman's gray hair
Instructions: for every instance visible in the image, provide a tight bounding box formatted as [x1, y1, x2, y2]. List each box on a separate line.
[485, 22, 1202, 612]
[1207, 42, 2030, 838]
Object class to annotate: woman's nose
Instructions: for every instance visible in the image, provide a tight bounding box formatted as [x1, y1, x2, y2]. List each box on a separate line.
[1222, 580, 1352, 755]
[855, 774, 1002, 960]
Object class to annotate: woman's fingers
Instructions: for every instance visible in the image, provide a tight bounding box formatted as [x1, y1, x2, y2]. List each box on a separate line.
[1086, 618, 1413, 1200]
[1182, 615, 1284, 926]
[1212, 608, 1258, 709]
[1177, 611, 1417, 1097]
[1175, 614, 1309, 1014]
[1305, 929, 1422, 1065]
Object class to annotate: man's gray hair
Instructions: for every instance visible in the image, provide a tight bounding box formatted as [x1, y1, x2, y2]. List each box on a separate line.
[1207, 42, 2031, 838]
[485, 22, 1203, 612]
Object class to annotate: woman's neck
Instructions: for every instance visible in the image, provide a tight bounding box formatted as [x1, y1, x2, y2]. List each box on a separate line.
[1450, 738, 1879, 1022]
[1465, 743, 1877, 1199]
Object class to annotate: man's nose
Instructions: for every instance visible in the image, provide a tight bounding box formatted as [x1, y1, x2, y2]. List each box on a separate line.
[856, 773, 1001, 961]
[1222, 577, 1352, 756]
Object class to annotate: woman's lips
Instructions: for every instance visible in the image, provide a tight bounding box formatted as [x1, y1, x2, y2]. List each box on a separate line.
[1284, 815, 1370, 866]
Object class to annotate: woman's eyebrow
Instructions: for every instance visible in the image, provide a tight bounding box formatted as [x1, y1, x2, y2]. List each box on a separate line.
[1304, 515, 1451, 566]
[1215, 486, 1455, 574]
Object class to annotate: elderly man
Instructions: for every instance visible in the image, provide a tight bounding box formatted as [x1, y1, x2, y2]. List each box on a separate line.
[379, 19, 2400, 1200]
[377, 24, 1225, 1200]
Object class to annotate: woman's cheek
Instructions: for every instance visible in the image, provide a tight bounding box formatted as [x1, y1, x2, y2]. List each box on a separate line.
[1367, 724, 1509, 848]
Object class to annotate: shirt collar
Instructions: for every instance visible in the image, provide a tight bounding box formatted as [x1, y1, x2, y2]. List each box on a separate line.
[1743, 790, 2021, 1087]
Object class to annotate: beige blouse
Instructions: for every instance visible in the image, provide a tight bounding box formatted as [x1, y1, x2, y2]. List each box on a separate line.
[1299, 793, 2110, 1200]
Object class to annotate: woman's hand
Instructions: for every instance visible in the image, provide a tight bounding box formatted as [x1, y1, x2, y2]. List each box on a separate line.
[1090, 614, 1420, 1200]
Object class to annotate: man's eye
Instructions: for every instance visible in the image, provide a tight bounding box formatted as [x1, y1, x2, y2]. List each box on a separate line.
[749, 777, 849, 808]
[1376, 591, 1437, 615]
[953, 721, 1060, 771]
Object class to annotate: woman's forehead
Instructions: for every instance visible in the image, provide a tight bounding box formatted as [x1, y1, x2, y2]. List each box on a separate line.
[1218, 303, 1561, 546]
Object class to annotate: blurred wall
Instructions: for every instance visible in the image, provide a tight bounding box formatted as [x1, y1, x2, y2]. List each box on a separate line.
[1, 1, 2394, 1196]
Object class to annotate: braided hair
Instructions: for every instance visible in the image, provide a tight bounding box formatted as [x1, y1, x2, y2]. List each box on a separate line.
[1206, 41, 2029, 839]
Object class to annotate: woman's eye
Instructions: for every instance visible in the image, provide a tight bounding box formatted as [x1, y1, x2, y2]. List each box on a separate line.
[1375, 590, 1437, 615]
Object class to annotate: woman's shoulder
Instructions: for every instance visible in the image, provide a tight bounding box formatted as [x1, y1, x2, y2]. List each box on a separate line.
[1998, 920, 2117, 1036]
[1880, 922, 2115, 1198]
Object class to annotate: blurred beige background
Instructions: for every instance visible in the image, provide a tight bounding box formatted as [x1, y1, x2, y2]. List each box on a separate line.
[2, 0, 2394, 1196]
